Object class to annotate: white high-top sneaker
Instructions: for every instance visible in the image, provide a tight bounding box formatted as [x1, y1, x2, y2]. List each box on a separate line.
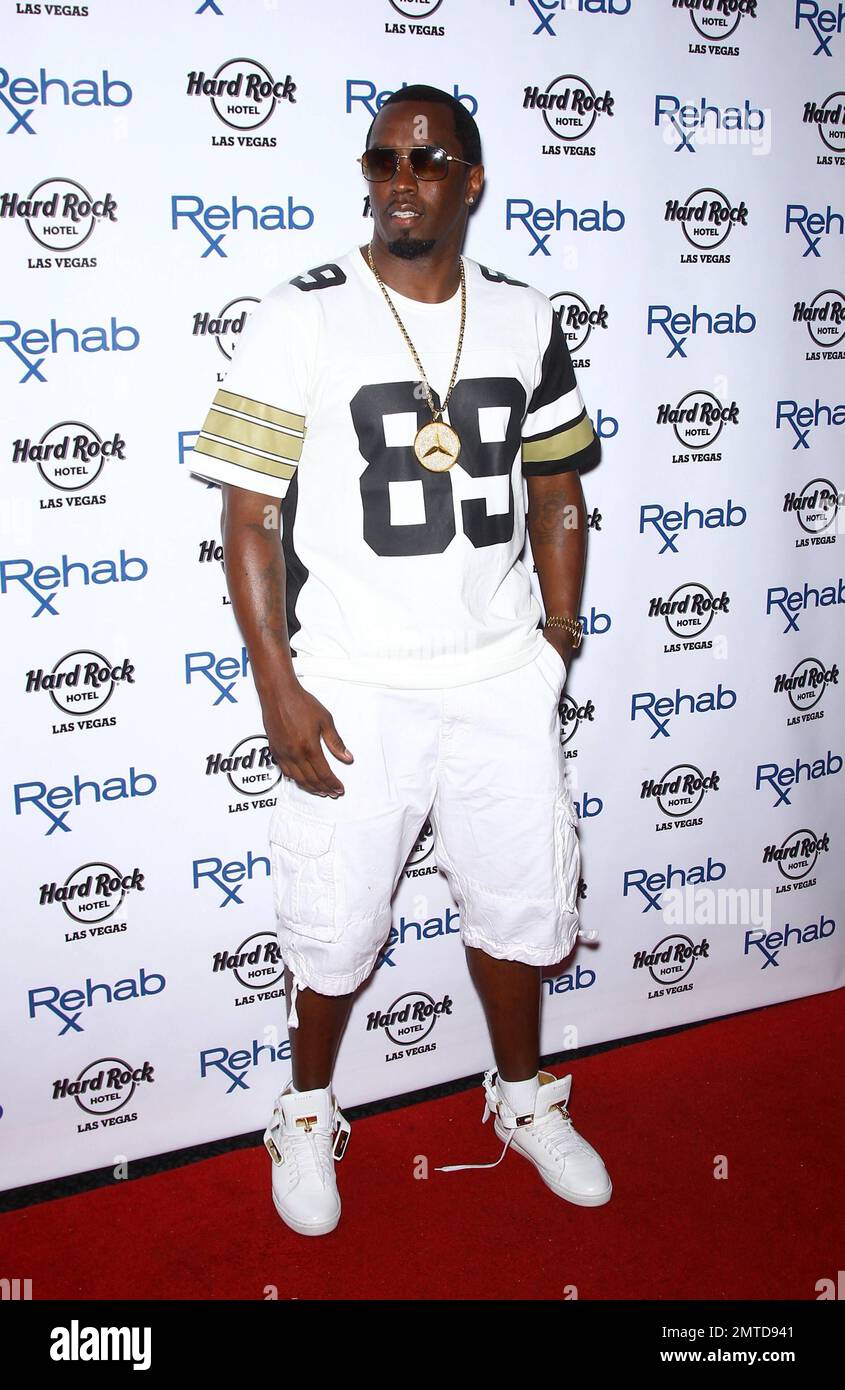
[435, 1068, 612, 1207]
[263, 1081, 351, 1236]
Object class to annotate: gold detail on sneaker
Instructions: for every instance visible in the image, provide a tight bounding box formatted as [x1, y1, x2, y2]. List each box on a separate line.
[296, 1114, 319, 1132]
[264, 1133, 284, 1165]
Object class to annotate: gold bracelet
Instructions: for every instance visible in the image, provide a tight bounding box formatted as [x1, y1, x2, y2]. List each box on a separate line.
[544, 614, 583, 648]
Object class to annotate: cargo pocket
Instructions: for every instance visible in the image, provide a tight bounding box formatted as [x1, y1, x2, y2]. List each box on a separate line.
[269, 805, 340, 943]
[553, 786, 581, 917]
[535, 639, 568, 700]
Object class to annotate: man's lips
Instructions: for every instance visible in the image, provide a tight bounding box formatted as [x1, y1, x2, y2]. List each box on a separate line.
[387, 205, 423, 222]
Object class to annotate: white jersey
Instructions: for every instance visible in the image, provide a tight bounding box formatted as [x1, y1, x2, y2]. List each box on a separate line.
[191, 246, 599, 688]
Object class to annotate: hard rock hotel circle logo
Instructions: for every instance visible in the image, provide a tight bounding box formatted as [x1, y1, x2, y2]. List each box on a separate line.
[187, 59, 296, 132]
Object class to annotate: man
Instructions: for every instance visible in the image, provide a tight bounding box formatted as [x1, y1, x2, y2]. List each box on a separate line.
[191, 85, 611, 1237]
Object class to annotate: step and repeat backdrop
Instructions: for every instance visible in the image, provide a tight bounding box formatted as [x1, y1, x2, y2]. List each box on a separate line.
[2, 0, 844, 1190]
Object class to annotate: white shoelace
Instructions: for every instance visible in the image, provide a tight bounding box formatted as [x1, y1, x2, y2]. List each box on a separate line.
[273, 1112, 335, 1186]
[434, 1090, 592, 1175]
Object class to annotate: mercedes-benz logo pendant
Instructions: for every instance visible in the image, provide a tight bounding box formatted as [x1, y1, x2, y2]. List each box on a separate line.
[414, 420, 461, 472]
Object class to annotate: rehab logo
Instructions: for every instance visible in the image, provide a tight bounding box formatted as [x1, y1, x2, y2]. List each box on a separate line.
[377, 907, 460, 970]
[0, 547, 147, 618]
[199, 1033, 290, 1095]
[185, 646, 251, 705]
[795, 1, 845, 58]
[345, 78, 476, 117]
[28, 966, 165, 1036]
[784, 479, 841, 548]
[777, 397, 845, 448]
[744, 912, 835, 970]
[0, 316, 139, 384]
[506, 197, 624, 256]
[785, 202, 844, 257]
[654, 93, 766, 153]
[658, 390, 739, 461]
[171, 194, 314, 258]
[550, 291, 608, 366]
[640, 762, 720, 833]
[525, 74, 615, 157]
[648, 582, 730, 653]
[766, 575, 845, 632]
[187, 60, 296, 147]
[665, 187, 749, 263]
[639, 497, 747, 554]
[0, 179, 116, 267]
[794, 289, 845, 360]
[623, 856, 725, 915]
[508, 0, 631, 39]
[646, 301, 755, 358]
[0, 65, 131, 135]
[206, 734, 281, 812]
[192, 848, 271, 907]
[755, 748, 842, 807]
[14, 766, 156, 835]
[631, 682, 736, 739]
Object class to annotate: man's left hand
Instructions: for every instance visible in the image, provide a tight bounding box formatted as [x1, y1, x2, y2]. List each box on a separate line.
[543, 628, 574, 666]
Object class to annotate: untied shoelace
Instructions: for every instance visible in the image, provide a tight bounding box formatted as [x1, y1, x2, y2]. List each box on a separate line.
[433, 1069, 592, 1174]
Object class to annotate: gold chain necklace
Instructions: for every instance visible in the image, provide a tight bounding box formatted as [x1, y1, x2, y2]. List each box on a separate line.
[366, 242, 465, 472]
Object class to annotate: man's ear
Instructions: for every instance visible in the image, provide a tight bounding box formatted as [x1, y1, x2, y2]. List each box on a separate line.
[467, 165, 485, 205]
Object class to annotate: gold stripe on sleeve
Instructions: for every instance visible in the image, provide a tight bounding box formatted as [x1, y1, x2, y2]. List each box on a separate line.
[204, 408, 304, 463]
[194, 436, 298, 482]
[522, 416, 595, 465]
[214, 388, 305, 434]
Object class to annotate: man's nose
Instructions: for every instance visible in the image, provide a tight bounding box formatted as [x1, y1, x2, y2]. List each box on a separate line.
[390, 152, 420, 194]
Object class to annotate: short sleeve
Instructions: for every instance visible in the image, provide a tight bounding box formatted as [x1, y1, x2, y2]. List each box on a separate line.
[190, 282, 313, 500]
[521, 300, 600, 476]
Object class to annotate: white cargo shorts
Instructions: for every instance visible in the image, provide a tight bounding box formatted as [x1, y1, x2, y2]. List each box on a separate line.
[268, 639, 588, 1024]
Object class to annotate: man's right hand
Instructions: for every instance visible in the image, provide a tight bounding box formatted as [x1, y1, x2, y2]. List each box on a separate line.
[264, 681, 354, 797]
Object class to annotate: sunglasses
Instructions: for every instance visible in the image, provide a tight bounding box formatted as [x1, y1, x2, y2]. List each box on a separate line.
[358, 145, 474, 182]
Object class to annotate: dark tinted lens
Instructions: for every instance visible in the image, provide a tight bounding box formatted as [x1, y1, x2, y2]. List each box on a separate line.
[411, 146, 449, 179]
[361, 148, 397, 181]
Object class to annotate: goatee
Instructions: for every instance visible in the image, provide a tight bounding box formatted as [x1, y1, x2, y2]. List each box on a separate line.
[386, 236, 436, 260]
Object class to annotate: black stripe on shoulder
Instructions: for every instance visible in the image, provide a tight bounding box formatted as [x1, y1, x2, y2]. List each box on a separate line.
[527, 311, 576, 416]
[478, 263, 528, 288]
[289, 264, 348, 292]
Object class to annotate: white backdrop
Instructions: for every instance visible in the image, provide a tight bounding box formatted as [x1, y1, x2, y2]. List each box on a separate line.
[2, 0, 844, 1191]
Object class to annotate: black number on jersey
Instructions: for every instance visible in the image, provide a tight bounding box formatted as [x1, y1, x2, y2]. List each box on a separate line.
[289, 264, 348, 292]
[350, 378, 526, 558]
[351, 382, 455, 557]
[478, 264, 528, 288]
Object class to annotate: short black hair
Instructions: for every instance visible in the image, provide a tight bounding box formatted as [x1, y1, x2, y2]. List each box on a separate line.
[366, 84, 482, 166]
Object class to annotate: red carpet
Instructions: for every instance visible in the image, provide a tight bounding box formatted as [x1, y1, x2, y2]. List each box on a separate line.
[4, 990, 842, 1301]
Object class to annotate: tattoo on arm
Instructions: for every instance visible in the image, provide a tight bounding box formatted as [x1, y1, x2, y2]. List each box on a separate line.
[529, 494, 579, 546]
